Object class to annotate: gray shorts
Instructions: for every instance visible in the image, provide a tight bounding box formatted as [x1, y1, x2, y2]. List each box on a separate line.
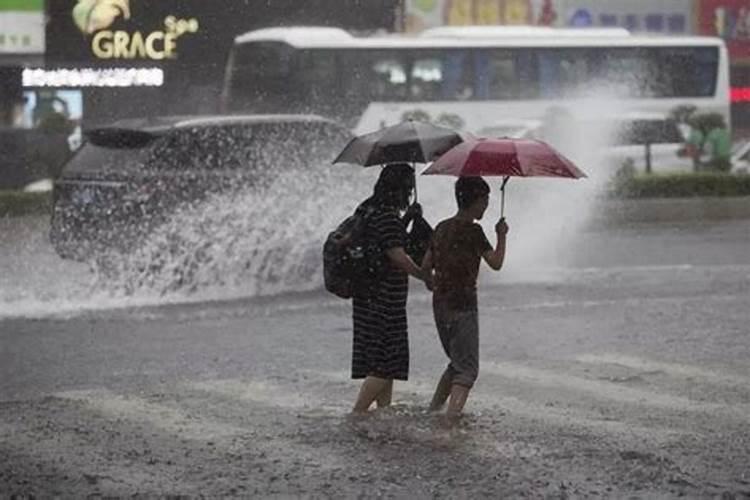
[433, 304, 479, 388]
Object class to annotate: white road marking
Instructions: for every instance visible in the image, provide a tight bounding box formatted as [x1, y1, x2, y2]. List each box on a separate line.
[308, 370, 690, 444]
[56, 389, 243, 441]
[482, 362, 750, 423]
[576, 353, 750, 388]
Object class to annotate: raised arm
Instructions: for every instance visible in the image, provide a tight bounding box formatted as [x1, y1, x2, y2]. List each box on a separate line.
[482, 218, 509, 271]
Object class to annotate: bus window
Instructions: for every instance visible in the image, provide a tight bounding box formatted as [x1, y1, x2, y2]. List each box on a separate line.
[537, 49, 591, 98]
[594, 47, 718, 98]
[342, 51, 407, 102]
[483, 50, 522, 100]
[661, 47, 718, 97]
[297, 49, 340, 111]
[227, 42, 294, 108]
[441, 51, 474, 100]
[410, 57, 443, 101]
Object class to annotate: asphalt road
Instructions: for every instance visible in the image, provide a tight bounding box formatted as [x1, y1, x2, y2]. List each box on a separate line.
[1, 217, 749, 498]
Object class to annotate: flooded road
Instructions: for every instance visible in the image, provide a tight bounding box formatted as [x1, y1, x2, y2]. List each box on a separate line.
[1, 214, 749, 497]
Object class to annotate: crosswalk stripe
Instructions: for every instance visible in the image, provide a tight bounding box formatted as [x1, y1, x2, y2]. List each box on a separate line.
[189, 379, 348, 413]
[56, 389, 243, 442]
[55, 387, 348, 470]
[481, 361, 750, 423]
[576, 353, 750, 388]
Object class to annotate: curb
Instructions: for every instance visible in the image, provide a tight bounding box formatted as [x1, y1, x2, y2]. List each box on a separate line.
[591, 196, 750, 226]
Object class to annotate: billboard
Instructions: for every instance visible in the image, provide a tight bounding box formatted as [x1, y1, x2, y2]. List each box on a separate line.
[47, 0, 400, 68]
[405, 0, 694, 34]
[697, 0, 750, 63]
[0, 0, 45, 54]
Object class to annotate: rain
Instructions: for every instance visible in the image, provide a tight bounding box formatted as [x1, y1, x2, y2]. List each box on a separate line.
[1, 0, 750, 497]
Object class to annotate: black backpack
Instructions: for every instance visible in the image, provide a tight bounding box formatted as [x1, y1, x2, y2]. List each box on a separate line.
[323, 205, 381, 299]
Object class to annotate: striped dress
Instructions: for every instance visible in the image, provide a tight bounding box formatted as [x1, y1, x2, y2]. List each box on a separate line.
[351, 204, 409, 381]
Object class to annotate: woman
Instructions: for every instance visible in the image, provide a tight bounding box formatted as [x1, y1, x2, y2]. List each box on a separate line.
[351, 163, 427, 415]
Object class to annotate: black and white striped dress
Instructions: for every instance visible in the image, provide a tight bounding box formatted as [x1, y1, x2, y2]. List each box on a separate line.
[351, 204, 409, 381]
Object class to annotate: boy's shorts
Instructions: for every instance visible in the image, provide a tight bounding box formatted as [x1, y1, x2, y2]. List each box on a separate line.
[433, 304, 479, 388]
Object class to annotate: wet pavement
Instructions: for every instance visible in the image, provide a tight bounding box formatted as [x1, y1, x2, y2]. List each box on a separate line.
[1, 217, 750, 497]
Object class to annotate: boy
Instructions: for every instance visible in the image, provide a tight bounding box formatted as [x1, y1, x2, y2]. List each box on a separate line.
[421, 176, 508, 427]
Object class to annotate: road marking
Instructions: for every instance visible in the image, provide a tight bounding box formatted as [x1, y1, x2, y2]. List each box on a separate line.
[56, 389, 243, 442]
[482, 362, 750, 423]
[576, 353, 750, 388]
[190, 378, 343, 412]
[308, 369, 689, 444]
[55, 387, 348, 470]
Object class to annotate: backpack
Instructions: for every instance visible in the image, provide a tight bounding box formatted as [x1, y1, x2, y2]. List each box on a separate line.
[323, 205, 381, 299]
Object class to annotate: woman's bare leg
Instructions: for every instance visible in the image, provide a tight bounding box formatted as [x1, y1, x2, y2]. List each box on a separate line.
[429, 368, 453, 412]
[352, 376, 389, 414]
[375, 379, 393, 408]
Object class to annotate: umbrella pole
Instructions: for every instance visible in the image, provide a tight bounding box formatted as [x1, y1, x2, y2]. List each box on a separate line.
[500, 176, 510, 219]
[412, 162, 418, 203]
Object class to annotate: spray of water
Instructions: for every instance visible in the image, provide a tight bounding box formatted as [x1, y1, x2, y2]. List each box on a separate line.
[0, 94, 634, 318]
[90, 162, 375, 298]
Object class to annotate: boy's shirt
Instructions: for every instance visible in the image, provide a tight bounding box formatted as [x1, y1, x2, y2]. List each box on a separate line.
[430, 217, 492, 311]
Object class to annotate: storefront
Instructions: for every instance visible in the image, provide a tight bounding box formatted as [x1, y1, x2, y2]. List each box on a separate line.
[0, 0, 46, 189]
[38, 0, 400, 129]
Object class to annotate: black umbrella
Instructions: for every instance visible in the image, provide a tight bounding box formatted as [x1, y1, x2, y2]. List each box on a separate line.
[332, 120, 464, 167]
[333, 120, 464, 265]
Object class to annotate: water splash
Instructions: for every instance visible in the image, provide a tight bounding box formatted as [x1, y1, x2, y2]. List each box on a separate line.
[91, 163, 374, 298]
[0, 97, 633, 318]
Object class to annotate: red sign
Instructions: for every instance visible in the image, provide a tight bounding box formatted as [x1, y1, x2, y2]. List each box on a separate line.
[731, 87, 750, 102]
[697, 0, 750, 62]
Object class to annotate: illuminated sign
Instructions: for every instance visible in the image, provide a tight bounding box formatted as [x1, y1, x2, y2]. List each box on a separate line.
[71, 0, 199, 61]
[22, 68, 164, 87]
[731, 87, 750, 103]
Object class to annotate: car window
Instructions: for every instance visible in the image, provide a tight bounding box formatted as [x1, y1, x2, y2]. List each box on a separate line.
[149, 122, 351, 173]
[63, 130, 156, 175]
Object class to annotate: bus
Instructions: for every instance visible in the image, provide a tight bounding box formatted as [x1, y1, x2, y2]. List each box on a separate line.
[221, 26, 731, 138]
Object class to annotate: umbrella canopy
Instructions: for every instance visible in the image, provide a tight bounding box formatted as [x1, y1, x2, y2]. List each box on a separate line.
[422, 138, 587, 218]
[333, 120, 464, 167]
[422, 138, 587, 178]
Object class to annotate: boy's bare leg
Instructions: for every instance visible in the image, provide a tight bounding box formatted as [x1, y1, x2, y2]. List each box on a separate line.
[352, 376, 389, 414]
[375, 379, 393, 408]
[429, 368, 453, 412]
[443, 384, 471, 427]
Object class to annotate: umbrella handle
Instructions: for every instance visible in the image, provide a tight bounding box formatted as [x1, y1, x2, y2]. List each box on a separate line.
[500, 176, 510, 219]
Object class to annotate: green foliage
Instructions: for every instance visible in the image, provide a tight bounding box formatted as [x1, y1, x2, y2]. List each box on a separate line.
[610, 171, 750, 199]
[0, 191, 52, 217]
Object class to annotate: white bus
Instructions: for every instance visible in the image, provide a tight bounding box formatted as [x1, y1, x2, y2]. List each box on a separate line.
[221, 26, 730, 138]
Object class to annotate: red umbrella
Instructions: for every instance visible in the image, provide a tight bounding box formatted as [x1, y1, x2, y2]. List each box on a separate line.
[422, 138, 587, 217]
